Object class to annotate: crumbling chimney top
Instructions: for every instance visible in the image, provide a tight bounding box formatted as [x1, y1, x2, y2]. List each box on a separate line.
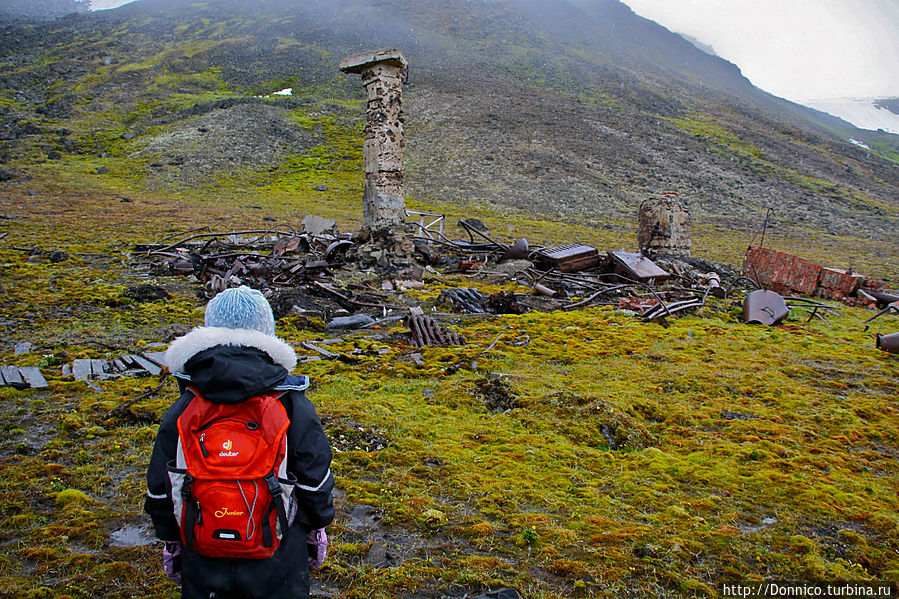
[339, 48, 408, 74]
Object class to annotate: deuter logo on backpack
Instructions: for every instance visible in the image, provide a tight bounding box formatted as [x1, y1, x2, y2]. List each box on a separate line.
[167, 388, 297, 559]
[219, 439, 238, 457]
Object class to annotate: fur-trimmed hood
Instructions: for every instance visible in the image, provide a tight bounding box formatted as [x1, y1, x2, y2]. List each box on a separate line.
[164, 327, 298, 404]
[165, 327, 297, 373]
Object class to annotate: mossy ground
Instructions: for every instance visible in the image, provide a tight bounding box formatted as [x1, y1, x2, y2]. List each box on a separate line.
[0, 164, 897, 599]
[1, 5, 897, 596]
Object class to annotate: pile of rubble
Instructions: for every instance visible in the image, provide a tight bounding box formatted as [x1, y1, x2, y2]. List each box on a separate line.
[744, 246, 892, 305]
[134, 215, 746, 326]
[128, 212, 899, 357]
[5, 212, 897, 397]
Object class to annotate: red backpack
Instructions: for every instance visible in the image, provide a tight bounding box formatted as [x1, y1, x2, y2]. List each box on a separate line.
[167, 387, 296, 559]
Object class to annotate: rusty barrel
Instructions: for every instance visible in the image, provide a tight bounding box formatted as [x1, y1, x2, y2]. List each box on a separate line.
[876, 333, 899, 354]
[743, 289, 789, 325]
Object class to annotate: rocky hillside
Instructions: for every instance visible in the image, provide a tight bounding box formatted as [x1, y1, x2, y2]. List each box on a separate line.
[0, 0, 897, 243]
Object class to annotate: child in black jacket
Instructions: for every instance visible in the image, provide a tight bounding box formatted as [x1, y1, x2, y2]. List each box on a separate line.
[145, 286, 334, 598]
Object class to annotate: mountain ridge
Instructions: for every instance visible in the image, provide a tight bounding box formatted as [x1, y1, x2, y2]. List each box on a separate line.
[0, 0, 896, 249]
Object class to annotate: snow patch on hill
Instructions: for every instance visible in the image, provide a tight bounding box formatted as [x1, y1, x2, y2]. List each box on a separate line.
[804, 97, 899, 134]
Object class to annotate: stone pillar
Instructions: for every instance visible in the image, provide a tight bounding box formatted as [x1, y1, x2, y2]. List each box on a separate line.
[339, 48, 408, 228]
[637, 193, 692, 256]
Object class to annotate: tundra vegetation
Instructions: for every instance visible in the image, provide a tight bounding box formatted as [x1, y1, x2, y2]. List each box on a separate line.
[0, 2, 897, 598]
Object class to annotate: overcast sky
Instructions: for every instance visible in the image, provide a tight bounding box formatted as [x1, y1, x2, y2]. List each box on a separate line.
[90, 0, 136, 9]
[92, 0, 899, 105]
[621, 0, 899, 103]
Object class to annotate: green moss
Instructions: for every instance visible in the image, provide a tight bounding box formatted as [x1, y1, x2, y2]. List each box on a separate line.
[666, 114, 764, 159]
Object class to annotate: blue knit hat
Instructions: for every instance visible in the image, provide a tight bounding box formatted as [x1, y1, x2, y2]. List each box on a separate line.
[204, 286, 276, 336]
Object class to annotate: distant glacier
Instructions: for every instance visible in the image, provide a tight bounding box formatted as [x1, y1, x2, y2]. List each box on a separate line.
[804, 97, 899, 134]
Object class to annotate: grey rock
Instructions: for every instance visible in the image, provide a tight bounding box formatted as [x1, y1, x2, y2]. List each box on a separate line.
[302, 214, 337, 236]
[493, 259, 533, 274]
[14, 342, 34, 355]
[326, 314, 376, 330]
[365, 541, 388, 567]
[314, 184, 327, 191]
[346, 504, 382, 532]
[458, 217, 488, 232]
[471, 591, 522, 599]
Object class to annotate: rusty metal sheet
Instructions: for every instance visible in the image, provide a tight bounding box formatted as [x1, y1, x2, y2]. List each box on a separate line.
[273, 236, 302, 256]
[743, 289, 789, 325]
[608, 251, 670, 282]
[536, 243, 599, 273]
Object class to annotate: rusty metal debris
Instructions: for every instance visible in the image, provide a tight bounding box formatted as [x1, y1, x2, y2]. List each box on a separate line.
[502, 238, 530, 261]
[485, 291, 527, 315]
[609, 251, 670, 283]
[784, 296, 842, 324]
[440, 288, 487, 312]
[135, 225, 351, 293]
[405, 315, 465, 347]
[536, 244, 599, 273]
[131, 210, 892, 353]
[700, 272, 726, 299]
[863, 301, 899, 325]
[641, 296, 704, 321]
[743, 290, 790, 325]
[406, 210, 445, 240]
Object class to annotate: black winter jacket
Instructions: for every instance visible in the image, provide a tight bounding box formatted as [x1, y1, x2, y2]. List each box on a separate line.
[144, 327, 334, 598]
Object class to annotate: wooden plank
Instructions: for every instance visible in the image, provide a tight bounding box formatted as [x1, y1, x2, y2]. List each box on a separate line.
[119, 355, 138, 368]
[131, 354, 162, 376]
[0, 366, 27, 389]
[112, 358, 127, 372]
[144, 351, 168, 365]
[72, 359, 92, 381]
[300, 341, 339, 360]
[90, 359, 107, 376]
[18, 367, 48, 389]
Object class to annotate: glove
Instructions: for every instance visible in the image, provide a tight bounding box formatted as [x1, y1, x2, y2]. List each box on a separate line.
[163, 541, 182, 584]
[306, 528, 328, 571]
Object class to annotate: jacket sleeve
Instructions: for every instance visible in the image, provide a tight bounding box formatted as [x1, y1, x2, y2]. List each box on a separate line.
[144, 392, 192, 542]
[285, 390, 335, 530]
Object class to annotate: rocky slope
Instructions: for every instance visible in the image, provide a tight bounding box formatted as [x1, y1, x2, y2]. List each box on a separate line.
[0, 0, 896, 243]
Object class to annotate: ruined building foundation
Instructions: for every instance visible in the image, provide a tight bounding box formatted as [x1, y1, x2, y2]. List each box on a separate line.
[637, 193, 692, 256]
[339, 49, 408, 228]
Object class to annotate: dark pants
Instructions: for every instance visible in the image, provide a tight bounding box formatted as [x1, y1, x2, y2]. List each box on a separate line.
[180, 522, 310, 599]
